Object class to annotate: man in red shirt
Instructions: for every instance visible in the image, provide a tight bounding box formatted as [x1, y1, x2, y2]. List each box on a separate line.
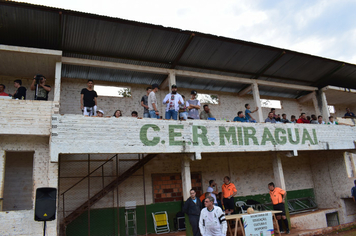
[268, 182, 290, 234]
[0, 84, 9, 96]
[297, 113, 310, 124]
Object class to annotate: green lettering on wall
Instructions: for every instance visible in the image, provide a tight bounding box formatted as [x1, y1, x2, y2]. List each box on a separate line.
[261, 127, 277, 145]
[140, 124, 160, 146]
[243, 127, 258, 145]
[302, 129, 314, 145]
[237, 127, 243, 145]
[192, 126, 211, 146]
[287, 128, 300, 145]
[275, 128, 287, 145]
[312, 129, 318, 145]
[169, 125, 184, 146]
[219, 126, 237, 146]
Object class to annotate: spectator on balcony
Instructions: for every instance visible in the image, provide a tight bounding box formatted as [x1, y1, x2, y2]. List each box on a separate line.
[233, 111, 248, 122]
[297, 113, 310, 123]
[131, 111, 138, 117]
[265, 112, 276, 123]
[148, 84, 160, 119]
[11, 79, 26, 100]
[280, 114, 290, 123]
[141, 87, 151, 118]
[318, 115, 325, 124]
[179, 95, 188, 120]
[81, 80, 97, 116]
[30, 74, 51, 100]
[0, 84, 9, 96]
[162, 84, 184, 120]
[310, 114, 318, 124]
[271, 108, 280, 121]
[344, 108, 356, 118]
[187, 90, 201, 119]
[113, 110, 122, 118]
[245, 103, 258, 123]
[200, 105, 214, 120]
[96, 110, 104, 117]
[328, 116, 338, 125]
[290, 115, 296, 123]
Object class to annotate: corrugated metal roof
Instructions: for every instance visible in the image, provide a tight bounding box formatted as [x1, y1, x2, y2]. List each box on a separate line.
[1, 1, 356, 98]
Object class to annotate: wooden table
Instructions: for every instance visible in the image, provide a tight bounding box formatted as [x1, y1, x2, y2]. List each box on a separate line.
[225, 210, 282, 236]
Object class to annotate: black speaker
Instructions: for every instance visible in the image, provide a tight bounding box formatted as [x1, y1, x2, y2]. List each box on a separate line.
[34, 187, 57, 221]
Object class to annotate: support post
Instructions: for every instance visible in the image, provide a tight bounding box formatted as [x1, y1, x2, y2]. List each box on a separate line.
[181, 155, 192, 200]
[54, 62, 62, 103]
[252, 82, 263, 122]
[182, 154, 194, 236]
[311, 92, 321, 116]
[272, 153, 290, 229]
[168, 72, 176, 93]
[316, 89, 330, 122]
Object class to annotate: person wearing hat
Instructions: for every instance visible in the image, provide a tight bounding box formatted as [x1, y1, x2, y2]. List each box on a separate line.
[97, 110, 104, 117]
[148, 83, 160, 118]
[162, 84, 184, 120]
[186, 90, 201, 119]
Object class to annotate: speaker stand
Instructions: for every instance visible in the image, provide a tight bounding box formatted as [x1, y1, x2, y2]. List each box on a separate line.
[43, 221, 47, 236]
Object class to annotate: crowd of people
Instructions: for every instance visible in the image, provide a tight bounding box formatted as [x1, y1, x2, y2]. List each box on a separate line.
[0, 75, 51, 100]
[183, 177, 290, 235]
[2, 78, 354, 124]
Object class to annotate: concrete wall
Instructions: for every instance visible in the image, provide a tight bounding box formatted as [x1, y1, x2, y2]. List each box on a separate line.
[0, 100, 58, 135]
[0, 136, 58, 236]
[310, 150, 356, 224]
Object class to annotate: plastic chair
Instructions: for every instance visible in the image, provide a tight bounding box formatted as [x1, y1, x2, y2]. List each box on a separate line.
[152, 211, 170, 234]
[235, 201, 254, 214]
[207, 117, 216, 120]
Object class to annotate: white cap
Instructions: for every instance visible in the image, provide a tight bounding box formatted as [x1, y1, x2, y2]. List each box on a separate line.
[97, 110, 104, 115]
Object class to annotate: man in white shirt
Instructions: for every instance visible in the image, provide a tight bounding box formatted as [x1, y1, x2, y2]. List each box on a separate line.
[162, 84, 184, 120]
[199, 196, 227, 236]
[207, 180, 219, 206]
[148, 84, 160, 119]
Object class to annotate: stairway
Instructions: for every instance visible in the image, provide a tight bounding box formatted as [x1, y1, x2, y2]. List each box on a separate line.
[62, 154, 157, 226]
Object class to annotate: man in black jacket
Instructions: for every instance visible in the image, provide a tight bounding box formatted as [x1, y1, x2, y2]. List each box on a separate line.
[183, 189, 202, 236]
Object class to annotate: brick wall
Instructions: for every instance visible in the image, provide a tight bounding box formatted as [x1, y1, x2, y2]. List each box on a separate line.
[0, 99, 58, 136]
[0, 135, 58, 236]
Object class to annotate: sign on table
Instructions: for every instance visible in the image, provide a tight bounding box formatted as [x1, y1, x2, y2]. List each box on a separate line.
[242, 212, 274, 236]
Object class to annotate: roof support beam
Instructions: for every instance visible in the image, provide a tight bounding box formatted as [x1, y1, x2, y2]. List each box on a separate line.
[252, 82, 263, 123]
[253, 51, 285, 79]
[62, 56, 318, 92]
[0, 44, 62, 57]
[297, 91, 315, 103]
[170, 33, 195, 69]
[238, 85, 253, 97]
[313, 63, 345, 87]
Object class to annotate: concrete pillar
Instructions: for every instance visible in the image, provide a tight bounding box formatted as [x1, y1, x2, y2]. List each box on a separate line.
[168, 72, 176, 93]
[252, 82, 263, 122]
[181, 155, 192, 200]
[0, 150, 5, 211]
[53, 62, 62, 103]
[272, 153, 286, 190]
[320, 90, 330, 121]
[311, 92, 322, 116]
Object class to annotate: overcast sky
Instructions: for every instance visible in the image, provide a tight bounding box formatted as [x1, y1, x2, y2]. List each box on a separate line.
[22, 0, 356, 64]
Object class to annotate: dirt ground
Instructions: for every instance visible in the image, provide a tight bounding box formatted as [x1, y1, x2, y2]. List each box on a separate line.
[322, 228, 356, 236]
